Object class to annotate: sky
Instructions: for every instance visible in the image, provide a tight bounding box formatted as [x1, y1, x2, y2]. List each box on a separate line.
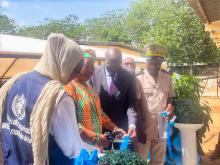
[0, 0, 135, 26]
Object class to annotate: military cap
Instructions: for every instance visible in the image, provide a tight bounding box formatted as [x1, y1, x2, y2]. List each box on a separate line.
[144, 44, 166, 58]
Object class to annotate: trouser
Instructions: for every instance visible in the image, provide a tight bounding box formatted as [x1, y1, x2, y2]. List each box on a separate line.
[135, 139, 167, 165]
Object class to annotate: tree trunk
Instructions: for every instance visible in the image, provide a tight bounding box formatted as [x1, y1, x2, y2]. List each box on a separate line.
[189, 64, 193, 75]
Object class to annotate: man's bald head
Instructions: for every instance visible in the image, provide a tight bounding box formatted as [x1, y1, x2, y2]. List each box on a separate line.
[122, 57, 136, 70]
[105, 47, 122, 60]
[105, 47, 122, 73]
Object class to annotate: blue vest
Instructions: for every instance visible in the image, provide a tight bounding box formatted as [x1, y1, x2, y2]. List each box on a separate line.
[1, 71, 73, 165]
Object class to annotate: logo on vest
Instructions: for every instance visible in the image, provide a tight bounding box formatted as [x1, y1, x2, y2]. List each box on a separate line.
[12, 94, 26, 121]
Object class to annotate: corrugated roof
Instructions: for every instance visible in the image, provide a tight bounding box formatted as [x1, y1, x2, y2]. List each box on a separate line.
[200, 0, 220, 22]
[76, 40, 144, 53]
[188, 0, 220, 23]
[188, 0, 220, 48]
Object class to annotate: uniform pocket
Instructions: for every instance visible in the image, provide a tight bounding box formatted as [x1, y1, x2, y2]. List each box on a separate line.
[143, 88, 153, 97]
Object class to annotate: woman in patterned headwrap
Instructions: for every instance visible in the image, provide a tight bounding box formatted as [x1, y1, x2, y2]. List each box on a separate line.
[65, 49, 125, 149]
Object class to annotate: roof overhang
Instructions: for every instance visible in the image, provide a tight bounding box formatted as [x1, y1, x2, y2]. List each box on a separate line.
[188, 0, 220, 48]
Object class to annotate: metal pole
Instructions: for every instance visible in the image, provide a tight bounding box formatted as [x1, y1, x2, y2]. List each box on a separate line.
[1, 58, 17, 80]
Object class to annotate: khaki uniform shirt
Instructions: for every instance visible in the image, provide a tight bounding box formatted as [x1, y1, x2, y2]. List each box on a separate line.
[136, 69, 175, 140]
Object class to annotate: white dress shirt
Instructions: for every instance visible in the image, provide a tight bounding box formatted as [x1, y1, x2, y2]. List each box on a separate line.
[104, 67, 117, 93]
[104, 67, 136, 129]
[49, 95, 97, 159]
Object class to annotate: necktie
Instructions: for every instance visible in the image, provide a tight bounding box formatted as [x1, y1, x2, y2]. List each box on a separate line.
[109, 73, 116, 96]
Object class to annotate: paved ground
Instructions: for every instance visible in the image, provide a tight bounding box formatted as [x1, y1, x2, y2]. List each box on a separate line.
[201, 157, 220, 165]
[200, 97, 220, 165]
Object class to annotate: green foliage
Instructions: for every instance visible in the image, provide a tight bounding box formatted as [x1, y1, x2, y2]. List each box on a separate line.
[18, 15, 84, 40]
[98, 150, 149, 165]
[84, 10, 131, 43]
[0, 14, 17, 34]
[1, 0, 220, 66]
[126, 0, 220, 65]
[172, 73, 213, 153]
[172, 73, 203, 102]
[174, 99, 211, 124]
[83, 0, 220, 66]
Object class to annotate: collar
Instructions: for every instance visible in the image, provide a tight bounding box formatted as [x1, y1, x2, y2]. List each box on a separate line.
[105, 67, 111, 76]
[104, 67, 118, 77]
[144, 69, 162, 77]
[144, 69, 162, 86]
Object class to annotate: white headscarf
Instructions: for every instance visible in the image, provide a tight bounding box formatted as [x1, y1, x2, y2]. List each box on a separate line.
[0, 33, 83, 165]
[34, 33, 83, 83]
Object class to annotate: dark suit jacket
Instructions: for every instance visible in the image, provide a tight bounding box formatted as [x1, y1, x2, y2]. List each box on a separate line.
[91, 65, 137, 131]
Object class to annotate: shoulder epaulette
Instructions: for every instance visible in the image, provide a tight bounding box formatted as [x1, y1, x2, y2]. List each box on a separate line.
[160, 69, 170, 75]
[136, 70, 144, 77]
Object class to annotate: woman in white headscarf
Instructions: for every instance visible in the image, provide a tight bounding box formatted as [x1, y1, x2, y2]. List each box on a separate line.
[0, 33, 96, 165]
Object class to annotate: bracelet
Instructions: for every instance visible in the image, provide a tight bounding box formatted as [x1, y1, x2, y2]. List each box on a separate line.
[78, 123, 84, 134]
[113, 127, 118, 131]
[96, 133, 100, 143]
[92, 133, 100, 145]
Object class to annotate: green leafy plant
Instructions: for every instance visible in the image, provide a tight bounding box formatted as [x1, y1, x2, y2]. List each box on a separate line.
[98, 150, 149, 165]
[172, 73, 203, 102]
[172, 73, 213, 154]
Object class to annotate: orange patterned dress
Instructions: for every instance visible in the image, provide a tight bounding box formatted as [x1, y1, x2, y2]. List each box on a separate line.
[65, 80, 111, 134]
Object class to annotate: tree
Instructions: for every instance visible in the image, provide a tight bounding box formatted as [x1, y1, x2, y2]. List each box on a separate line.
[126, 0, 220, 66]
[0, 14, 17, 34]
[18, 15, 84, 40]
[2, 0, 219, 68]
[84, 10, 131, 43]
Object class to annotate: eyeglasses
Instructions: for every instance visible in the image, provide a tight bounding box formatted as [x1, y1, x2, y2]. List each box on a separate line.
[123, 62, 135, 66]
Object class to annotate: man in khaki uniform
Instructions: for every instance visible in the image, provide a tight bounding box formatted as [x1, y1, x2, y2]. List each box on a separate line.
[122, 57, 146, 143]
[135, 44, 175, 165]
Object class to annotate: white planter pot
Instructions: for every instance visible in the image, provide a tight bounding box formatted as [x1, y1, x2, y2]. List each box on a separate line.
[174, 123, 203, 165]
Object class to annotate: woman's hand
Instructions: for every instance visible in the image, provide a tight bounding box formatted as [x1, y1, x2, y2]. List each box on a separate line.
[97, 134, 109, 148]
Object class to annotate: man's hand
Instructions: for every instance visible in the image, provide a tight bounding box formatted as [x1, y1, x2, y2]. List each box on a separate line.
[97, 134, 109, 148]
[166, 103, 174, 120]
[127, 127, 136, 140]
[113, 128, 126, 139]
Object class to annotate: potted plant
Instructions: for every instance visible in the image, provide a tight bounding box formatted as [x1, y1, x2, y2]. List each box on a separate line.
[172, 73, 212, 165]
[98, 150, 149, 165]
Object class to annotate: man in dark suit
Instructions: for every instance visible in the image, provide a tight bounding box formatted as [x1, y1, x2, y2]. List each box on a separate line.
[91, 47, 137, 138]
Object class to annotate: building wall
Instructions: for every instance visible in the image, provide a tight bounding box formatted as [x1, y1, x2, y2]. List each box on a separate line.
[0, 45, 145, 79]
[89, 45, 143, 57]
